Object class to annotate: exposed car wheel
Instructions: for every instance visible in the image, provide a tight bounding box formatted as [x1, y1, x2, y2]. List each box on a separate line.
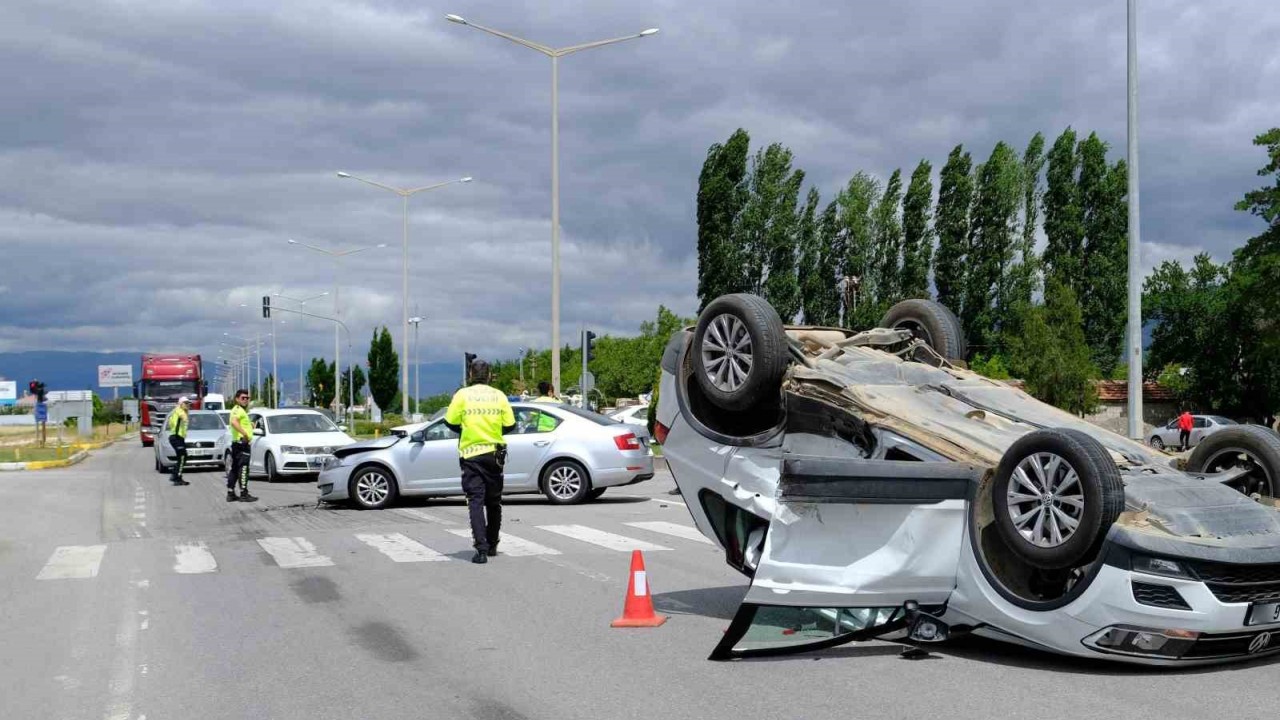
[588, 488, 607, 501]
[264, 453, 280, 483]
[1186, 425, 1280, 497]
[692, 294, 789, 412]
[992, 428, 1125, 570]
[879, 299, 966, 363]
[223, 453, 233, 476]
[1149, 436, 1165, 450]
[349, 466, 397, 510]
[542, 460, 591, 505]
[155, 455, 166, 474]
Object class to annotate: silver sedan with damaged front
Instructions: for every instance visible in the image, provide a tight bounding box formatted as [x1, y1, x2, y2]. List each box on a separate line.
[316, 402, 654, 509]
[657, 293, 1280, 665]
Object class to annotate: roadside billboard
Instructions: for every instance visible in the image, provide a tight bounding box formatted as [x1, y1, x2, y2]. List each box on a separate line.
[98, 365, 134, 388]
[0, 380, 15, 406]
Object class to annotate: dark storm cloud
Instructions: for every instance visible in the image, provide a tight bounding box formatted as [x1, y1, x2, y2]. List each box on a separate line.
[1, 0, 1277, 364]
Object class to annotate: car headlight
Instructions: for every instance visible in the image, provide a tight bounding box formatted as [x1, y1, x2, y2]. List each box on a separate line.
[1131, 555, 1192, 579]
[280, 445, 304, 455]
[321, 455, 343, 471]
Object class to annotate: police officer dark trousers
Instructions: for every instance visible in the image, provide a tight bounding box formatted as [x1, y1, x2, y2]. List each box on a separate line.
[225, 389, 258, 503]
[167, 396, 192, 486]
[445, 359, 515, 564]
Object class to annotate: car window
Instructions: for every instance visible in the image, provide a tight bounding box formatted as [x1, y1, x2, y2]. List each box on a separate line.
[1193, 417, 1209, 428]
[514, 408, 561, 434]
[549, 404, 620, 426]
[1166, 420, 1178, 429]
[423, 422, 459, 442]
[187, 414, 222, 431]
[251, 415, 265, 433]
[266, 413, 339, 434]
[1210, 416, 1236, 425]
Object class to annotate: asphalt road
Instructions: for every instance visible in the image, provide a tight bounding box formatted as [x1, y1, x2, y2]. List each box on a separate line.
[2, 442, 1277, 720]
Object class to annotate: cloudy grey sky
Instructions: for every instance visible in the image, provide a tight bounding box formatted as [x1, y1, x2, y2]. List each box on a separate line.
[2, 0, 1277, 369]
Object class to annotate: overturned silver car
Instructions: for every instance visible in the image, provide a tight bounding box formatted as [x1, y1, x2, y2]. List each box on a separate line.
[655, 293, 1280, 664]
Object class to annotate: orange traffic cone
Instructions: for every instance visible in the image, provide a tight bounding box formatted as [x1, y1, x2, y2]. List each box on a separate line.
[611, 549, 667, 628]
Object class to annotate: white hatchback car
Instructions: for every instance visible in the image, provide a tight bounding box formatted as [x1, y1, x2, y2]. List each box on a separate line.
[229, 408, 356, 482]
[609, 404, 650, 428]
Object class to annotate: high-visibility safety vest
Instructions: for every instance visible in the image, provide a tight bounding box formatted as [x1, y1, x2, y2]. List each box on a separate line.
[445, 384, 515, 459]
[229, 406, 252, 443]
[166, 407, 188, 438]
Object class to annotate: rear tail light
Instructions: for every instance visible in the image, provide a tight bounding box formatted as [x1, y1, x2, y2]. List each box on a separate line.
[654, 422, 669, 445]
[613, 433, 642, 451]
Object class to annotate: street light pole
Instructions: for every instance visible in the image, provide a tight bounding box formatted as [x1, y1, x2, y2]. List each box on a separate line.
[274, 291, 328, 406]
[335, 171, 472, 418]
[409, 314, 423, 417]
[1126, 0, 1143, 439]
[445, 13, 657, 397]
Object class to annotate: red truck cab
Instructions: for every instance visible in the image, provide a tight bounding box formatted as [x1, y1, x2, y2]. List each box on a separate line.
[138, 354, 205, 446]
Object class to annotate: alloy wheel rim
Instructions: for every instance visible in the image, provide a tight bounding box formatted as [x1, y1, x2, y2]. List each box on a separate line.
[701, 313, 753, 392]
[356, 472, 389, 505]
[1006, 452, 1085, 548]
[548, 466, 582, 500]
[1204, 448, 1274, 496]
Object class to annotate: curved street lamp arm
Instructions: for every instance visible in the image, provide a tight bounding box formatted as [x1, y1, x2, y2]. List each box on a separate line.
[405, 178, 469, 195]
[556, 33, 650, 56]
[338, 172, 406, 195]
[453, 19, 554, 56]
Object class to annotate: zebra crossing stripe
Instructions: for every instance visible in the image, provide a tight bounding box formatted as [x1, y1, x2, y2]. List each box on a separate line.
[536, 525, 671, 552]
[173, 542, 218, 574]
[256, 537, 334, 568]
[36, 545, 107, 580]
[355, 533, 449, 562]
[624, 521, 713, 544]
[445, 529, 562, 557]
[393, 508, 458, 525]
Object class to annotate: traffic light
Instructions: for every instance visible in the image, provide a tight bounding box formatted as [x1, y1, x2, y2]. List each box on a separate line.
[262, 295, 271, 319]
[29, 380, 46, 402]
[584, 331, 597, 363]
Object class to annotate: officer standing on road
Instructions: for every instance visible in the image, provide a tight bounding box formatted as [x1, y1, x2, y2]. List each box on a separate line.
[533, 381, 561, 404]
[166, 396, 192, 486]
[445, 359, 515, 565]
[225, 389, 258, 503]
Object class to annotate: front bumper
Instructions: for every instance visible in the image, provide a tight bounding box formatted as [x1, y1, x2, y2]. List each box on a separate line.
[274, 452, 336, 476]
[317, 465, 354, 501]
[159, 448, 225, 468]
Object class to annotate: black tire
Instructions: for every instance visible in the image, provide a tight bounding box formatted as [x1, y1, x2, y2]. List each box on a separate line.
[155, 455, 166, 474]
[1186, 425, 1280, 497]
[541, 460, 591, 505]
[880, 299, 966, 362]
[348, 465, 398, 510]
[587, 487, 607, 501]
[1149, 436, 1165, 451]
[264, 453, 279, 483]
[692, 294, 789, 412]
[224, 453, 233, 476]
[992, 428, 1126, 570]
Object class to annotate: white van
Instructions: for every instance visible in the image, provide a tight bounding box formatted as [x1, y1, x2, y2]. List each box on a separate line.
[202, 393, 226, 411]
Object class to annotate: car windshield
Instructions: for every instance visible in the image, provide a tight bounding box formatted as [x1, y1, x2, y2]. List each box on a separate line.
[266, 414, 338, 434]
[550, 404, 620, 426]
[143, 380, 200, 401]
[1210, 416, 1236, 425]
[187, 414, 223, 430]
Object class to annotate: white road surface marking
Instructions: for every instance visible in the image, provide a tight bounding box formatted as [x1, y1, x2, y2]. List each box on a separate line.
[624, 521, 712, 544]
[173, 543, 218, 574]
[393, 508, 458, 525]
[355, 533, 449, 562]
[36, 545, 107, 580]
[536, 525, 671, 552]
[256, 537, 334, 568]
[648, 497, 686, 507]
[446, 529, 562, 557]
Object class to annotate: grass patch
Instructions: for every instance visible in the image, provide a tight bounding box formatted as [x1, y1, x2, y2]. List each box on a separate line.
[0, 445, 80, 463]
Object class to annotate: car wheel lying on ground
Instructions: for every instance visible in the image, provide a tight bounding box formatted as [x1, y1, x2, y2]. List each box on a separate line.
[655, 293, 1280, 665]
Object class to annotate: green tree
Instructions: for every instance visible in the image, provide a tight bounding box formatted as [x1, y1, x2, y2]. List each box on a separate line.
[1043, 127, 1085, 294]
[836, 172, 880, 327]
[260, 374, 276, 407]
[1008, 132, 1046, 312]
[796, 188, 828, 324]
[737, 142, 805, 319]
[813, 200, 843, 326]
[867, 168, 904, 320]
[900, 160, 934, 300]
[366, 326, 400, 412]
[340, 365, 366, 406]
[306, 358, 335, 408]
[1008, 280, 1098, 415]
[934, 145, 974, 317]
[696, 129, 751, 309]
[963, 142, 1021, 351]
[1081, 157, 1129, 375]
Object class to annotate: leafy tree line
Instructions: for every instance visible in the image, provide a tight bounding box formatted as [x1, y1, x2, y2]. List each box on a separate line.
[696, 127, 1130, 414]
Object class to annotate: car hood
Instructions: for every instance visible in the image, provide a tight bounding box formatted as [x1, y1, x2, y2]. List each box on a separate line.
[184, 430, 227, 443]
[333, 436, 400, 458]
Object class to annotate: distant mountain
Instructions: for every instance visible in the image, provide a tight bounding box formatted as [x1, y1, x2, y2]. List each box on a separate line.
[0, 351, 465, 400]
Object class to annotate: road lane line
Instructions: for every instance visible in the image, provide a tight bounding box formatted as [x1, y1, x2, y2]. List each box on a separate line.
[624, 521, 712, 544]
[355, 533, 449, 562]
[647, 497, 686, 507]
[173, 542, 218, 574]
[536, 525, 671, 552]
[393, 508, 458, 525]
[256, 537, 334, 568]
[446, 529, 562, 557]
[36, 545, 107, 580]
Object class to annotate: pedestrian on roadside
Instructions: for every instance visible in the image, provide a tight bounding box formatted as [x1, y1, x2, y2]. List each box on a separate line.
[1178, 409, 1194, 452]
[166, 396, 192, 486]
[225, 389, 258, 503]
[444, 358, 514, 564]
[533, 381, 561, 404]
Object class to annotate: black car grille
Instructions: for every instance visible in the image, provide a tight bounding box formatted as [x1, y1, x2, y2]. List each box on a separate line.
[1182, 629, 1280, 659]
[190, 441, 216, 449]
[1132, 582, 1191, 610]
[1186, 561, 1280, 604]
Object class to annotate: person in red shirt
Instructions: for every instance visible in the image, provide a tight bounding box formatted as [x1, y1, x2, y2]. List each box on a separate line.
[1177, 410, 1194, 451]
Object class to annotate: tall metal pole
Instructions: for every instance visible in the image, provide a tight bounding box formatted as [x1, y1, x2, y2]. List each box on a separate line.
[1126, 0, 1144, 439]
[255, 332, 261, 401]
[299, 346, 304, 406]
[334, 259, 341, 419]
[551, 54, 562, 396]
[402, 194, 410, 417]
[271, 322, 278, 408]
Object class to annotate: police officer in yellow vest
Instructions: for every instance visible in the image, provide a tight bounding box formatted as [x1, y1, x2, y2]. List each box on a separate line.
[445, 358, 515, 564]
[166, 396, 192, 486]
[533, 381, 560, 404]
[225, 388, 258, 503]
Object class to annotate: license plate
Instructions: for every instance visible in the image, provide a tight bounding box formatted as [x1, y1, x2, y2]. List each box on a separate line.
[1247, 601, 1280, 626]
[190, 449, 212, 457]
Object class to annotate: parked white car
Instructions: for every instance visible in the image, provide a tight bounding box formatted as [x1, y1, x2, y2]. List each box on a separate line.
[609, 404, 650, 428]
[1149, 414, 1237, 451]
[228, 408, 356, 482]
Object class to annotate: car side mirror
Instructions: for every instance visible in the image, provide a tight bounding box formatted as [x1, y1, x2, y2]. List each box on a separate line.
[253, 427, 265, 437]
[410, 430, 426, 444]
[338, 424, 348, 432]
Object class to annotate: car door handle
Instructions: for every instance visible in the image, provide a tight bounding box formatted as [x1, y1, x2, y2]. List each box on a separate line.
[533, 440, 551, 447]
